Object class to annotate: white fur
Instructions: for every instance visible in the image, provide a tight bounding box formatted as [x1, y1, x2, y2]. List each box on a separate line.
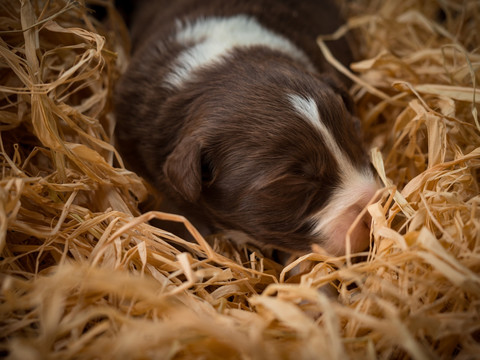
[288, 94, 353, 175]
[164, 15, 315, 88]
[288, 94, 379, 254]
[309, 171, 378, 255]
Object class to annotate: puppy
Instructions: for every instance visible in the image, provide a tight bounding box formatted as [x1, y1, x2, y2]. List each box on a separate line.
[114, 0, 379, 256]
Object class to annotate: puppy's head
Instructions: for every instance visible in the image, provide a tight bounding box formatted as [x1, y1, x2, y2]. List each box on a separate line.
[163, 50, 379, 255]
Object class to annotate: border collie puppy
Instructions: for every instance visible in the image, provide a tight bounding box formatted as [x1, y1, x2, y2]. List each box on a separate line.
[114, 0, 379, 256]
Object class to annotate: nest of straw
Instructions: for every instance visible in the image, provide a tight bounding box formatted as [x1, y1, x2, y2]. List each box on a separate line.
[1, 0, 479, 358]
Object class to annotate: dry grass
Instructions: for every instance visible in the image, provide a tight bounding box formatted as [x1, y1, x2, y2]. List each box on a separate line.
[1, 0, 479, 359]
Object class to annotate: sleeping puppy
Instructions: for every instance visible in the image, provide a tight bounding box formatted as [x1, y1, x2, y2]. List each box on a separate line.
[114, 0, 379, 256]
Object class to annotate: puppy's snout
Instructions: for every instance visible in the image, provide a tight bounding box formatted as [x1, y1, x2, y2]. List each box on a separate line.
[352, 201, 371, 221]
[346, 183, 378, 252]
[311, 176, 379, 256]
[354, 192, 375, 228]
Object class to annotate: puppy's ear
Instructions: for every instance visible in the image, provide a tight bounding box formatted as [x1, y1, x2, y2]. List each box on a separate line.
[163, 137, 202, 203]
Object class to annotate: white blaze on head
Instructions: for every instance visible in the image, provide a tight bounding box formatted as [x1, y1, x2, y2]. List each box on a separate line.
[288, 93, 379, 255]
[288, 94, 353, 174]
[164, 15, 315, 88]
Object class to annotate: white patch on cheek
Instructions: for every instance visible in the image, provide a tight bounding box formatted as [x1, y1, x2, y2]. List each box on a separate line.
[165, 15, 315, 88]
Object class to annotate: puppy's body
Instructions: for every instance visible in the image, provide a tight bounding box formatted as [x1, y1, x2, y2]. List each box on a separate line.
[115, 0, 379, 255]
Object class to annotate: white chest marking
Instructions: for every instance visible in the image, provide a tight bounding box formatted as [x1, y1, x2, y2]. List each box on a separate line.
[164, 15, 315, 88]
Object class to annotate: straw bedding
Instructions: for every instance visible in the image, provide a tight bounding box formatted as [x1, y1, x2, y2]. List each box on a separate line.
[0, 0, 479, 359]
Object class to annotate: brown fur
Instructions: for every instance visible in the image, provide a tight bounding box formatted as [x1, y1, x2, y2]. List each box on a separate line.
[114, 0, 370, 253]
